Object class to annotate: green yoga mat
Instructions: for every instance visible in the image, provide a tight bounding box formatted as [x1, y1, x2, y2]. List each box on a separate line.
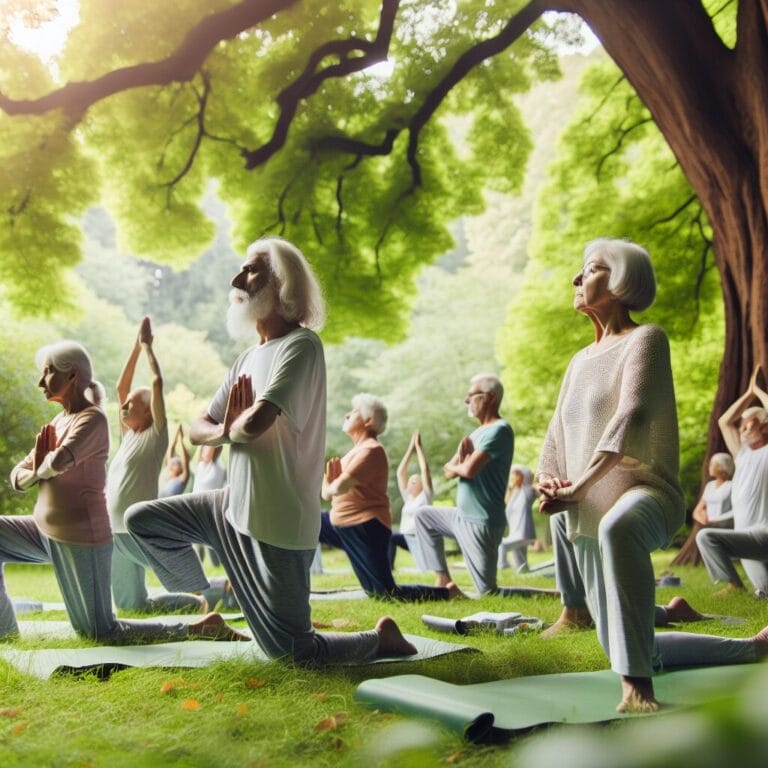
[355, 663, 761, 742]
[0, 632, 476, 680]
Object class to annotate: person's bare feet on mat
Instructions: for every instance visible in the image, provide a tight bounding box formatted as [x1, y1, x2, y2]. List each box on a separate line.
[664, 596, 704, 622]
[753, 626, 768, 659]
[446, 581, 469, 600]
[376, 616, 417, 656]
[188, 612, 250, 641]
[617, 676, 659, 714]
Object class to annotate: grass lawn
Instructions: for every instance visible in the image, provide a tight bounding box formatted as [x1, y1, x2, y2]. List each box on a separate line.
[0, 544, 766, 767]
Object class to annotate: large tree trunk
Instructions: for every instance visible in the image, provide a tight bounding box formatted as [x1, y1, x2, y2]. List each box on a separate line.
[559, 0, 768, 478]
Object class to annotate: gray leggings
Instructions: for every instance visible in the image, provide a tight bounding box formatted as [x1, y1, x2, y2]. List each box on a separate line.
[696, 526, 768, 592]
[125, 488, 380, 663]
[0, 516, 187, 642]
[112, 532, 203, 613]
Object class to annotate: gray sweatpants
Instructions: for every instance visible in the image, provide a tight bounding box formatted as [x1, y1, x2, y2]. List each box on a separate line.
[124, 489, 380, 663]
[0, 516, 187, 642]
[574, 492, 755, 678]
[497, 537, 532, 571]
[414, 506, 504, 594]
[696, 526, 768, 593]
[112, 532, 204, 613]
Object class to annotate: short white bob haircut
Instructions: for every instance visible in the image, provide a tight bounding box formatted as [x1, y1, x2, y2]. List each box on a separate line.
[352, 393, 388, 436]
[470, 372, 504, 407]
[742, 405, 768, 426]
[246, 237, 326, 330]
[708, 452, 735, 479]
[583, 238, 656, 312]
[35, 340, 106, 407]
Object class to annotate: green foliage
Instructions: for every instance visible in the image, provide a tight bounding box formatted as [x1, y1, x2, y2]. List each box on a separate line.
[1, 0, 568, 339]
[497, 55, 724, 505]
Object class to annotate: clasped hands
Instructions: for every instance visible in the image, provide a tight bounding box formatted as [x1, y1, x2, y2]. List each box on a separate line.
[536, 474, 583, 514]
[33, 424, 57, 474]
[222, 374, 255, 442]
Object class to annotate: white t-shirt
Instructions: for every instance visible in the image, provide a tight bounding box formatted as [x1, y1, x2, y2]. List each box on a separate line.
[107, 422, 168, 533]
[208, 327, 326, 550]
[399, 489, 430, 535]
[731, 444, 768, 530]
[701, 479, 732, 522]
[192, 459, 227, 493]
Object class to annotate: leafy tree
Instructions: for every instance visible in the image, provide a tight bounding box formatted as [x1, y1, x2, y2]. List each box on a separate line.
[2, 0, 764, 458]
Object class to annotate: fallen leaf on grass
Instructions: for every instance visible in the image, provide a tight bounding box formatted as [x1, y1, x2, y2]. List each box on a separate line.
[315, 712, 348, 731]
[445, 750, 463, 764]
[311, 692, 328, 702]
[0, 709, 21, 718]
[236, 704, 249, 715]
[245, 678, 266, 689]
[12, 721, 28, 735]
[181, 699, 201, 711]
[160, 678, 187, 694]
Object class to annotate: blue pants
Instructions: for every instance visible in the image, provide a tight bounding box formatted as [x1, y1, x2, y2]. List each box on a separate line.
[320, 513, 448, 602]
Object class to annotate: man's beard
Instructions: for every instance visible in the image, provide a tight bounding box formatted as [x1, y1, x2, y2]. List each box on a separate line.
[226, 287, 276, 341]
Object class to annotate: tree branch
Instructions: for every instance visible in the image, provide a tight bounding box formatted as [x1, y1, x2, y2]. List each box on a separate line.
[594, 116, 653, 178]
[0, 0, 300, 119]
[241, 0, 401, 169]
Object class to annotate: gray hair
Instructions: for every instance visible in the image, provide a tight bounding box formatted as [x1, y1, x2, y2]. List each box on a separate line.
[470, 373, 504, 407]
[35, 340, 106, 407]
[742, 406, 768, 426]
[511, 464, 533, 486]
[583, 238, 656, 312]
[352, 393, 388, 436]
[247, 237, 326, 330]
[709, 452, 735, 479]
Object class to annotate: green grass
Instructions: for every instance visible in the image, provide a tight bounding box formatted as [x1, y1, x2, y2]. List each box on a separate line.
[1, 546, 766, 767]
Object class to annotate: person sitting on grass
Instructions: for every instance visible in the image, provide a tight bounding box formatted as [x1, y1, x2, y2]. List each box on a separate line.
[7, 340, 233, 643]
[321, 395, 460, 601]
[108, 317, 206, 615]
[697, 365, 768, 598]
[125, 237, 417, 660]
[389, 429, 432, 570]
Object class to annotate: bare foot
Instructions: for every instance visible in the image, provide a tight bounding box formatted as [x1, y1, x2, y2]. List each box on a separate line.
[196, 595, 209, 613]
[617, 676, 659, 713]
[540, 606, 592, 639]
[665, 596, 704, 623]
[713, 582, 744, 598]
[752, 626, 768, 660]
[434, 572, 451, 588]
[188, 612, 250, 642]
[446, 581, 469, 600]
[375, 616, 417, 657]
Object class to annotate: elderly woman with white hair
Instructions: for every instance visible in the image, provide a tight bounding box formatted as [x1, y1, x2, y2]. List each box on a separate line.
[671, 452, 734, 567]
[538, 239, 768, 714]
[497, 465, 537, 572]
[321, 394, 456, 601]
[5, 341, 237, 642]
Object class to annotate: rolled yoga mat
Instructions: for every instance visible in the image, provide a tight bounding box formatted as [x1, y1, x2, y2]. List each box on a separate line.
[355, 663, 761, 742]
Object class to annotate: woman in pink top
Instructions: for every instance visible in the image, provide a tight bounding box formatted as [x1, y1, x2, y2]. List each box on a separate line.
[5, 341, 237, 642]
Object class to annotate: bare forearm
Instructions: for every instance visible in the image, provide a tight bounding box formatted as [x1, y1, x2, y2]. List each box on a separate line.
[229, 401, 279, 443]
[190, 416, 227, 446]
[116, 344, 140, 402]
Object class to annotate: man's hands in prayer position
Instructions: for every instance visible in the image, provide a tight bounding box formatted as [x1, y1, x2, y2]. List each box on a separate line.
[223, 374, 254, 442]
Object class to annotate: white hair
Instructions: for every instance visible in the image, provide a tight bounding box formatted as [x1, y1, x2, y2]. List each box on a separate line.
[709, 452, 735, 479]
[247, 237, 326, 330]
[742, 406, 768, 426]
[583, 238, 656, 312]
[35, 340, 106, 407]
[352, 393, 388, 436]
[470, 373, 504, 406]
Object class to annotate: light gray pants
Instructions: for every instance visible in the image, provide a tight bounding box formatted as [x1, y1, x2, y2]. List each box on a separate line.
[125, 489, 380, 663]
[0, 516, 187, 642]
[551, 510, 673, 625]
[497, 538, 532, 571]
[112, 532, 203, 613]
[574, 492, 755, 678]
[696, 526, 768, 592]
[414, 506, 504, 594]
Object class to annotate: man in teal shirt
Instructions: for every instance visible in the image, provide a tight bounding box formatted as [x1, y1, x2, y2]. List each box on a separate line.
[413, 373, 514, 594]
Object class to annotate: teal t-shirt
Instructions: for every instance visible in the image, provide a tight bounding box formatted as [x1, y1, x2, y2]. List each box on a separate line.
[456, 420, 514, 528]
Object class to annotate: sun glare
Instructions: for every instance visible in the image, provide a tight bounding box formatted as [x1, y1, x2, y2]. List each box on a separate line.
[7, 0, 79, 62]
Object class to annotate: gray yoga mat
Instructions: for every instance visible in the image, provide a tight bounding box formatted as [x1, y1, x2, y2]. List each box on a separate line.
[355, 663, 761, 742]
[0, 631, 476, 680]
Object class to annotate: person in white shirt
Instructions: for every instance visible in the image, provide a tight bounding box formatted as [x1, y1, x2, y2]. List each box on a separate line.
[108, 318, 204, 613]
[390, 430, 432, 569]
[697, 366, 768, 597]
[126, 237, 415, 661]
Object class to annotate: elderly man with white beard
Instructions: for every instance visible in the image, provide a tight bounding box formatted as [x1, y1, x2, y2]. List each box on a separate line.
[125, 237, 416, 661]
